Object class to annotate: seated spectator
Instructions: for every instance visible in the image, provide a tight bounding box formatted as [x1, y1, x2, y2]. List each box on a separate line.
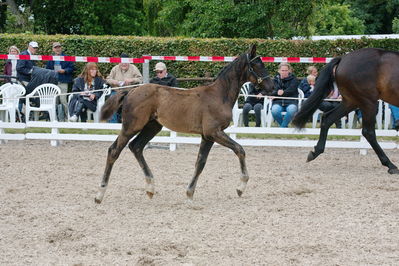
[298, 74, 316, 98]
[106, 53, 143, 123]
[46, 42, 75, 121]
[270, 63, 300, 128]
[3, 45, 20, 83]
[242, 82, 267, 127]
[150, 62, 178, 87]
[68, 62, 104, 122]
[389, 104, 399, 130]
[318, 84, 342, 128]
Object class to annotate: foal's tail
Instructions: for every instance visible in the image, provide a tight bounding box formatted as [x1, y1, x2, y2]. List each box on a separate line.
[292, 57, 342, 129]
[100, 88, 131, 121]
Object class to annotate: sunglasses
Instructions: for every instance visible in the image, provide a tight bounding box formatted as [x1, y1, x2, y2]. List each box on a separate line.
[155, 70, 163, 74]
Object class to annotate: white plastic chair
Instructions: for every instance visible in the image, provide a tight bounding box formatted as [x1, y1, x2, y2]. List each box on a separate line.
[266, 88, 304, 127]
[26, 83, 61, 122]
[0, 83, 25, 122]
[311, 104, 348, 129]
[346, 100, 383, 129]
[232, 82, 267, 127]
[87, 86, 111, 123]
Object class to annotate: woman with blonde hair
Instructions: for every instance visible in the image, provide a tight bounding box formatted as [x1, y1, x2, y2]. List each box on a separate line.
[3, 45, 20, 82]
[68, 62, 105, 122]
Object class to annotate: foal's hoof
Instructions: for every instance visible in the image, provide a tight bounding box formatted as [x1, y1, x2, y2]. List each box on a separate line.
[186, 190, 194, 200]
[94, 197, 102, 204]
[236, 189, 243, 197]
[388, 168, 399, 174]
[146, 191, 154, 199]
[307, 151, 316, 162]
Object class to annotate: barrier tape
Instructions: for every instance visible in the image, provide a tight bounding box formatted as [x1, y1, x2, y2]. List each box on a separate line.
[0, 54, 144, 64]
[0, 54, 332, 63]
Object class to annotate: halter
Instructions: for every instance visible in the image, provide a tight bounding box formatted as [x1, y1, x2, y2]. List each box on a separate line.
[247, 54, 269, 84]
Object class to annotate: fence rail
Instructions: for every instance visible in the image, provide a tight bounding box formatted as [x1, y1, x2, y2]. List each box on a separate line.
[1, 121, 398, 155]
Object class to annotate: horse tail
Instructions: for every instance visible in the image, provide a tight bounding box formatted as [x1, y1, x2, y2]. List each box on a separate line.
[100, 89, 130, 121]
[292, 57, 342, 129]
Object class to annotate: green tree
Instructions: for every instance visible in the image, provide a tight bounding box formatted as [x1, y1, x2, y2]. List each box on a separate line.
[343, 0, 399, 34]
[310, 3, 365, 35]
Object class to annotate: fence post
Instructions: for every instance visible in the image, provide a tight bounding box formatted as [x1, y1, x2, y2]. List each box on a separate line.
[143, 56, 150, 84]
[359, 136, 367, 155]
[50, 124, 60, 147]
[169, 131, 177, 151]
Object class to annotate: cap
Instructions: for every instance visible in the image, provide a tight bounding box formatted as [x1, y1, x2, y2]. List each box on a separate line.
[29, 41, 39, 48]
[52, 42, 62, 48]
[154, 62, 167, 71]
[120, 53, 129, 58]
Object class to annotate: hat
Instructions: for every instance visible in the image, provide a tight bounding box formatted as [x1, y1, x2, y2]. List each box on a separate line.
[154, 62, 167, 71]
[29, 41, 39, 48]
[52, 42, 62, 48]
[120, 53, 129, 58]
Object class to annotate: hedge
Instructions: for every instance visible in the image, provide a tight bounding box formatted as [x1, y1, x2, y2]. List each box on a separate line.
[2, 34, 399, 88]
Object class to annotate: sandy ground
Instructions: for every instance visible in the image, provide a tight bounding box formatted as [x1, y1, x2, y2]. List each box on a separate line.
[1, 140, 399, 265]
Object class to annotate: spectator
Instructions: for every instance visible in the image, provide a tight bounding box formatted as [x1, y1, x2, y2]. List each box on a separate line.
[298, 74, 316, 98]
[68, 62, 105, 122]
[46, 42, 75, 121]
[270, 63, 300, 128]
[389, 104, 399, 130]
[106, 53, 143, 123]
[318, 84, 342, 128]
[16, 41, 38, 87]
[306, 65, 318, 77]
[242, 82, 267, 127]
[150, 62, 178, 87]
[3, 45, 20, 83]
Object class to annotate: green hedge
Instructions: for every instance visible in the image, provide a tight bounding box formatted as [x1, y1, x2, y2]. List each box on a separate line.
[2, 34, 399, 87]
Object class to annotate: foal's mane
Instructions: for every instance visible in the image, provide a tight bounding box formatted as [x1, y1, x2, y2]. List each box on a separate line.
[213, 53, 247, 103]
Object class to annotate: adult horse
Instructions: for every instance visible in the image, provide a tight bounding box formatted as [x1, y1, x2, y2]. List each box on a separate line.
[94, 45, 274, 203]
[292, 47, 399, 174]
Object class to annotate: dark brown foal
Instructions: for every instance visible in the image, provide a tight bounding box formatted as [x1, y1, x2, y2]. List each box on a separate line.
[95, 44, 274, 203]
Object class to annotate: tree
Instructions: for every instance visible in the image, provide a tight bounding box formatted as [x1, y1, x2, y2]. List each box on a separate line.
[343, 0, 399, 34]
[310, 3, 365, 35]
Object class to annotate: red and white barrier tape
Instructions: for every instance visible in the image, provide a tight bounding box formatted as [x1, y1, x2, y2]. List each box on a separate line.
[0, 54, 144, 63]
[0, 54, 332, 63]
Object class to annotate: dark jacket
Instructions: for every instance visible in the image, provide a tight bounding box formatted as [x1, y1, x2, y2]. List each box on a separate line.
[244, 83, 267, 106]
[72, 76, 104, 102]
[271, 73, 300, 106]
[3, 60, 14, 82]
[298, 78, 312, 98]
[45, 52, 75, 84]
[26, 66, 59, 94]
[150, 73, 178, 87]
[16, 50, 36, 82]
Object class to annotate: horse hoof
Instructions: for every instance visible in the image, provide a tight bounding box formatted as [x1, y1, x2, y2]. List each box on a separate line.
[236, 189, 243, 197]
[186, 190, 194, 200]
[94, 197, 102, 204]
[388, 168, 399, 174]
[146, 191, 154, 199]
[306, 151, 315, 162]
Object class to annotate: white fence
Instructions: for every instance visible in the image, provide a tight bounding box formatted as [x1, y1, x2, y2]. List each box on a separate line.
[1, 121, 398, 155]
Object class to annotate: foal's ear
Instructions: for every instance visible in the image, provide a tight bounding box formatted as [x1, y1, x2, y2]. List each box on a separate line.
[248, 44, 257, 58]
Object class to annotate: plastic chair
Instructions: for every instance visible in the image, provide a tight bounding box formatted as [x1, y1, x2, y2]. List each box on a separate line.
[87, 86, 111, 123]
[0, 83, 25, 122]
[232, 82, 267, 127]
[25, 83, 61, 122]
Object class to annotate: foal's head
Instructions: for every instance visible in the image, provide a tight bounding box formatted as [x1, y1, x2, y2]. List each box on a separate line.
[245, 44, 274, 95]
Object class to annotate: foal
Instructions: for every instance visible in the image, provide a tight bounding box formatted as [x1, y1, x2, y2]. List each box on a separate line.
[95, 45, 274, 203]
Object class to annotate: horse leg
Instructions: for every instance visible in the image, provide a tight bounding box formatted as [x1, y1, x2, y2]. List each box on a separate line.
[308, 103, 351, 162]
[207, 130, 248, 197]
[186, 136, 214, 199]
[95, 131, 138, 204]
[128, 120, 163, 198]
[361, 111, 399, 174]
